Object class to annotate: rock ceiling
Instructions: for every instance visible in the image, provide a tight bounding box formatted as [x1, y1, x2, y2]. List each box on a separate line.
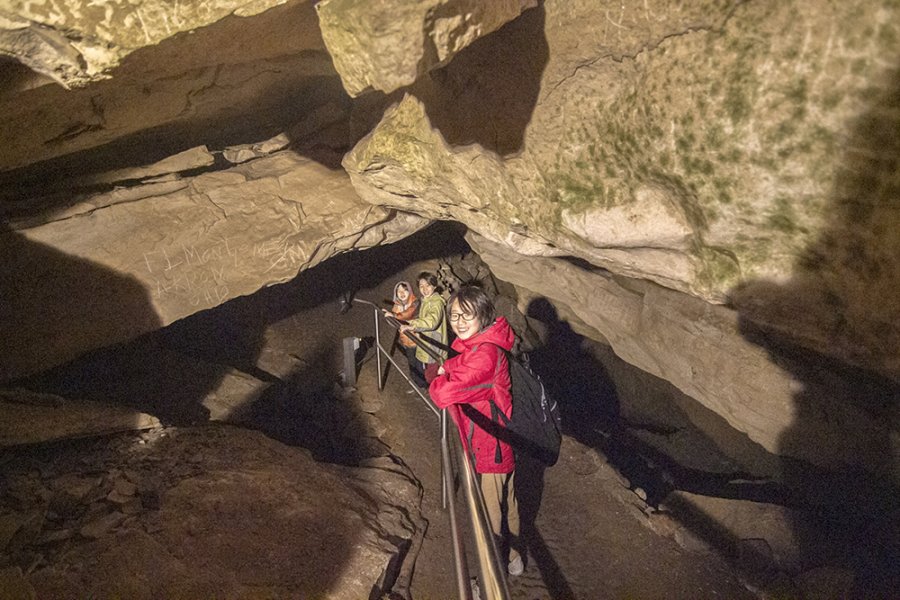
[1, 0, 898, 479]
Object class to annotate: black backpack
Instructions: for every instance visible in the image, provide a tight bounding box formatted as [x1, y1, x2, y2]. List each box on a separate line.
[489, 347, 562, 466]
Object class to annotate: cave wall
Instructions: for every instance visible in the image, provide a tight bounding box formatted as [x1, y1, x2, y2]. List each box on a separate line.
[1, 0, 898, 480]
[470, 232, 897, 483]
[334, 0, 900, 478]
[343, 0, 900, 379]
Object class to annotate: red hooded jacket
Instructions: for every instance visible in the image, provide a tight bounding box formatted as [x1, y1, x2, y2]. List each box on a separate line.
[429, 317, 515, 474]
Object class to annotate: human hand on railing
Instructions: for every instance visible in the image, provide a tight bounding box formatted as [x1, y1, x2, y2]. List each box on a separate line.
[399, 324, 413, 333]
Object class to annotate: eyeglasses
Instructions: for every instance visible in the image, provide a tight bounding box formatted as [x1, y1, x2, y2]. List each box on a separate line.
[449, 313, 477, 323]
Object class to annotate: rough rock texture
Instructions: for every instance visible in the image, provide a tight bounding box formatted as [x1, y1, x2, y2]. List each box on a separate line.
[316, 0, 537, 96]
[343, 0, 900, 381]
[0, 425, 423, 599]
[469, 232, 898, 484]
[0, 389, 160, 446]
[2, 0, 898, 493]
[0, 0, 296, 87]
[0, 0, 336, 172]
[1, 151, 429, 381]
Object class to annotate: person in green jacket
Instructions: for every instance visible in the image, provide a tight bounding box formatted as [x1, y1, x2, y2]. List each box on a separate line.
[399, 271, 448, 388]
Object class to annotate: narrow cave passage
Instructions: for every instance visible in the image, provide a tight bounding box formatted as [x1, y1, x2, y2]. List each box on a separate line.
[0, 223, 892, 598]
[0, 220, 796, 599]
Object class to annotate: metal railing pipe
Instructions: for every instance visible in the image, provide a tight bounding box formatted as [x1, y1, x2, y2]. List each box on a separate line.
[441, 409, 473, 600]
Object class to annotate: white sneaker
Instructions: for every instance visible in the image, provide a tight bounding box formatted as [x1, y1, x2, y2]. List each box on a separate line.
[508, 555, 524, 576]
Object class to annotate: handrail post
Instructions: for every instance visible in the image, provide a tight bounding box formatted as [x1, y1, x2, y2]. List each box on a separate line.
[373, 304, 383, 390]
[441, 409, 472, 600]
[441, 407, 448, 510]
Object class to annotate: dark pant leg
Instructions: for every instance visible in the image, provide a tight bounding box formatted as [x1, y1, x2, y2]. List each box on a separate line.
[405, 346, 427, 389]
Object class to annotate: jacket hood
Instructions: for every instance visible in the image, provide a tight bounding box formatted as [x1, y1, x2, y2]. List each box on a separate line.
[454, 316, 515, 352]
[392, 281, 417, 307]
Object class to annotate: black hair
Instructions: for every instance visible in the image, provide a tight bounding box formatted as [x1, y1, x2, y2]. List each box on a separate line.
[448, 285, 495, 327]
[416, 271, 439, 287]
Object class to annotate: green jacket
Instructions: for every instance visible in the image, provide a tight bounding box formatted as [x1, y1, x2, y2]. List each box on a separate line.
[407, 293, 448, 363]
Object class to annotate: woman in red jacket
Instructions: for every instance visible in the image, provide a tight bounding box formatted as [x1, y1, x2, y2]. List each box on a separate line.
[428, 285, 524, 576]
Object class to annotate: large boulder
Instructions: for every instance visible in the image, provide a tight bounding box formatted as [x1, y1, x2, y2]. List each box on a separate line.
[316, 0, 538, 96]
[0, 151, 429, 381]
[342, 0, 900, 380]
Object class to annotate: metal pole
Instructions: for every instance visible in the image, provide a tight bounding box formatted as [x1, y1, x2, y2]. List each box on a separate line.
[374, 306, 383, 390]
[455, 434, 511, 600]
[441, 406, 448, 510]
[441, 409, 472, 600]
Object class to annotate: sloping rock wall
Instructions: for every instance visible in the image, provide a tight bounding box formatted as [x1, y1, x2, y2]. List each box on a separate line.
[470, 232, 898, 484]
[0, 0, 335, 172]
[342, 0, 900, 381]
[1, 152, 428, 381]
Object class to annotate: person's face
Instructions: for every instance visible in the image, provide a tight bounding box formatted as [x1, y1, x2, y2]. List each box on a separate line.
[396, 285, 410, 302]
[449, 299, 481, 341]
[418, 279, 435, 298]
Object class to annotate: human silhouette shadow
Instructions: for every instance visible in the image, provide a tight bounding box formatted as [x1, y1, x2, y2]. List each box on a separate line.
[733, 65, 900, 597]
[499, 297, 619, 598]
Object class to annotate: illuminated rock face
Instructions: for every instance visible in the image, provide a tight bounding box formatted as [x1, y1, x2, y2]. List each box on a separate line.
[315, 0, 537, 96]
[0, 0, 295, 87]
[343, 0, 900, 380]
[1, 0, 898, 477]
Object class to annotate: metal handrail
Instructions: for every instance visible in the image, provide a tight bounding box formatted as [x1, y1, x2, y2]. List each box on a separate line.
[344, 297, 510, 600]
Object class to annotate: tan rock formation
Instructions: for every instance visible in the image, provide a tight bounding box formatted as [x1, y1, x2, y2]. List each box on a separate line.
[469, 232, 896, 483]
[1, 151, 429, 380]
[0, 0, 297, 87]
[343, 0, 900, 379]
[316, 0, 537, 96]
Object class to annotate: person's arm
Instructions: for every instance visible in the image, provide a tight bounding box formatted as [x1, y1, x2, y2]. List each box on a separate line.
[430, 345, 498, 409]
[394, 301, 418, 321]
[406, 298, 442, 332]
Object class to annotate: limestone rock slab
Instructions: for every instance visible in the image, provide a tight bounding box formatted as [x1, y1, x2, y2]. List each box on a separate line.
[469, 232, 897, 483]
[1, 151, 429, 381]
[316, 0, 537, 96]
[0, 0, 295, 87]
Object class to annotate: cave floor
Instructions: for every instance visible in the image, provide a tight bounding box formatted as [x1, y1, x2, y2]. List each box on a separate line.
[358, 349, 756, 600]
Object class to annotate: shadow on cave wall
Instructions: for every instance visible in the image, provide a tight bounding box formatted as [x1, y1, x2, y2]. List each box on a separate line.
[20, 221, 469, 455]
[417, 2, 548, 156]
[729, 66, 900, 595]
[0, 222, 162, 383]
